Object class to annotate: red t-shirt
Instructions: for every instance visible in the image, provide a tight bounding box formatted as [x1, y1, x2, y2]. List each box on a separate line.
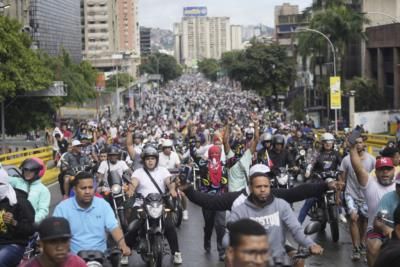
[20, 254, 87, 267]
[61, 130, 72, 139]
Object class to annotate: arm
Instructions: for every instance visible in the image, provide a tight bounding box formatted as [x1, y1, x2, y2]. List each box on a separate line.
[249, 120, 259, 154]
[126, 129, 136, 160]
[183, 186, 242, 211]
[34, 187, 51, 223]
[110, 227, 131, 255]
[272, 183, 329, 204]
[349, 145, 369, 187]
[13, 197, 35, 237]
[223, 123, 231, 155]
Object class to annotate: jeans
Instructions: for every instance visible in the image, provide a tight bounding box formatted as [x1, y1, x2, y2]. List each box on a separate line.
[0, 244, 25, 267]
[298, 198, 317, 224]
[202, 208, 226, 256]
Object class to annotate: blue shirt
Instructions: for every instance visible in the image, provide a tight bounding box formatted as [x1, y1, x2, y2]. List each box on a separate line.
[376, 191, 400, 220]
[53, 196, 118, 254]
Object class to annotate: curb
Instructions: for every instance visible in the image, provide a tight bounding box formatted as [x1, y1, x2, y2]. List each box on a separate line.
[42, 167, 59, 186]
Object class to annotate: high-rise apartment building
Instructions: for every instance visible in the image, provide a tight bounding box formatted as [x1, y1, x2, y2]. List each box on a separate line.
[4, 0, 82, 62]
[174, 9, 234, 67]
[82, 0, 139, 78]
[140, 27, 151, 56]
[230, 25, 243, 50]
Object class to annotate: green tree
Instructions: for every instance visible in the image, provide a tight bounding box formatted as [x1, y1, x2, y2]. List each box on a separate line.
[106, 73, 134, 92]
[198, 59, 220, 81]
[0, 16, 52, 99]
[139, 53, 182, 83]
[346, 77, 387, 111]
[221, 41, 295, 109]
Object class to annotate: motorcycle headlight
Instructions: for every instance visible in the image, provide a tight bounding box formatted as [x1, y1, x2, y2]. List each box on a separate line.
[111, 184, 122, 195]
[146, 203, 164, 219]
[86, 262, 103, 267]
[300, 149, 306, 156]
[277, 174, 288, 185]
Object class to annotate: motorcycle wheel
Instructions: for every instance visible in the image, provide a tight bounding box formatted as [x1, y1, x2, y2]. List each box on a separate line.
[328, 205, 340, 242]
[149, 235, 163, 267]
[175, 198, 183, 228]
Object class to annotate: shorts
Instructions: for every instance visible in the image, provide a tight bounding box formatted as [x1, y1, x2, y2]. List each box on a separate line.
[366, 230, 386, 242]
[345, 193, 368, 218]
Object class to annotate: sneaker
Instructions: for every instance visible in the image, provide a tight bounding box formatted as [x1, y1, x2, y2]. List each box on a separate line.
[183, 210, 189, 220]
[219, 253, 225, 262]
[339, 213, 347, 224]
[359, 244, 367, 256]
[351, 247, 361, 261]
[174, 252, 183, 265]
[120, 256, 129, 265]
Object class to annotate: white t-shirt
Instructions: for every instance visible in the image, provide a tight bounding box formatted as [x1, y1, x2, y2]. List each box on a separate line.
[110, 127, 118, 138]
[132, 167, 171, 197]
[158, 152, 181, 169]
[361, 176, 395, 230]
[97, 160, 130, 181]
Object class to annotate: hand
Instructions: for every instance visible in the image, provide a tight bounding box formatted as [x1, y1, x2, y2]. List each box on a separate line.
[383, 228, 393, 239]
[327, 181, 345, 191]
[250, 113, 259, 125]
[2, 212, 14, 225]
[170, 190, 178, 198]
[227, 116, 234, 126]
[176, 177, 191, 192]
[120, 244, 132, 256]
[128, 123, 136, 132]
[309, 244, 323, 255]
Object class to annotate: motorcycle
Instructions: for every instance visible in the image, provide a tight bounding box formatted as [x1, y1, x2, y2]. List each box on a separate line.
[101, 170, 131, 231]
[269, 221, 321, 267]
[134, 193, 173, 267]
[271, 166, 294, 189]
[168, 168, 185, 227]
[78, 247, 121, 267]
[294, 145, 310, 182]
[307, 171, 340, 242]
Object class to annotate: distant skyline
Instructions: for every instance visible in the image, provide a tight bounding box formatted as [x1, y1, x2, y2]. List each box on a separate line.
[139, 0, 313, 30]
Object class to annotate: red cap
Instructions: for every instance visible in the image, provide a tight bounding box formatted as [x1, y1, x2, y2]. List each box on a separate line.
[375, 157, 394, 169]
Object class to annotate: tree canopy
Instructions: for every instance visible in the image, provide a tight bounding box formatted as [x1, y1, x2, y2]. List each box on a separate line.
[198, 58, 220, 81]
[140, 53, 182, 83]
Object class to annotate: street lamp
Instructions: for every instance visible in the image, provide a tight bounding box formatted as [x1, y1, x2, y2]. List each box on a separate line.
[295, 28, 338, 131]
[0, 2, 10, 10]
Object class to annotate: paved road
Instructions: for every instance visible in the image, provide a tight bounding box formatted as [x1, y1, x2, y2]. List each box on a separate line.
[48, 183, 367, 267]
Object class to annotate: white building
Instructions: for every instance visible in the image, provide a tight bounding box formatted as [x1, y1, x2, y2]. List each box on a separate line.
[231, 25, 243, 50]
[174, 16, 237, 67]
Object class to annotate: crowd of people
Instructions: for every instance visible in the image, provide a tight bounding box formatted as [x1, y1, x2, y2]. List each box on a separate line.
[0, 74, 400, 267]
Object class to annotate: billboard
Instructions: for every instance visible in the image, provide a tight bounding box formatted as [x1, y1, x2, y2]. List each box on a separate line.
[183, 7, 207, 17]
[330, 76, 341, 110]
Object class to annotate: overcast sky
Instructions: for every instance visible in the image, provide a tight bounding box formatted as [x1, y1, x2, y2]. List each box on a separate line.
[139, 0, 313, 29]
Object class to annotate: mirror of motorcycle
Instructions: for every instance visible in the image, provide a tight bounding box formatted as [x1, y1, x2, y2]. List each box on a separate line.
[304, 221, 321, 235]
[377, 209, 389, 219]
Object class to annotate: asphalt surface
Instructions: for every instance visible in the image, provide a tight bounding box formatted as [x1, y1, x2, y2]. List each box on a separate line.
[48, 183, 368, 267]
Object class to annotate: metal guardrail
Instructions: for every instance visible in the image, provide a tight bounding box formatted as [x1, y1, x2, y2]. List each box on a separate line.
[0, 146, 53, 166]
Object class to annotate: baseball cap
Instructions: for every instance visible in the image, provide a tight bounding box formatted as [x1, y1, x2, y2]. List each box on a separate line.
[71, 140, 82, 147]
[249, 164, 271, 179]
[375, 157, 394, 169]
[39, 217, 72, 241]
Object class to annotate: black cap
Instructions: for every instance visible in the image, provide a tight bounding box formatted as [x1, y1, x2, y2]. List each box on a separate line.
[380, 147, 399, 158]
[39, 217, 72, 241]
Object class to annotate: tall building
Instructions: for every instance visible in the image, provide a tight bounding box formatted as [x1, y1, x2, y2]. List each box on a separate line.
[363, 0, 400, 109]
[174, 8, 234, 67]
[230, 25, 242, 50]
[140, 27, 151, 56]
[274, 3, 301, 47]
[4, 0, 82, 62]
[82, 0, 139, 78]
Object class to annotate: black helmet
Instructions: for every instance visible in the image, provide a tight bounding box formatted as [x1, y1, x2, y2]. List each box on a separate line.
[141, 145, 159, 161]
[20, 158, 46, 181]
[107, 146, 121, 156]
[272, 134, 285, 145]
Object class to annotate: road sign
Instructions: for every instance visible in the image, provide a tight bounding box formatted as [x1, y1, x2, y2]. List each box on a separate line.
[330, 76, 341, 109]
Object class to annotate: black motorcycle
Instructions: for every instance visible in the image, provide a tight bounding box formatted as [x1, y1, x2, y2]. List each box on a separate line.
[135, 193, 172, 267]
[307, 171, 340, 242]
[78, 248, 121, 267]
[271, 166, 294, 189]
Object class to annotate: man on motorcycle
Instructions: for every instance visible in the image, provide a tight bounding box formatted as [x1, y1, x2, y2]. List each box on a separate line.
[225, 219, 269, 267]
[126, 126, 144, 170]
[159, 139, 181, 170]
[8, 158, 50, 223]
[21, 217, 87, 267]
[53, 172, 131, 257]
[60, 140, 92, 199]
[227, 164, 323, 264]
[298, 132, 341, 224]
[257, 133, 272, 166]
[129, 145, 183, 265]
[97, 147, 130, 185]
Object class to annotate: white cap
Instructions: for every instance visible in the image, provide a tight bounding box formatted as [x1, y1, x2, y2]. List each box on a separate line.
[249, 164, 271, 177]
[71, 140, 82, 147]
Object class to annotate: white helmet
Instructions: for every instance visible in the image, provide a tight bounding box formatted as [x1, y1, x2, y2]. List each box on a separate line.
[321, 133, 335, 142]
[162, 139, 173, 148]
